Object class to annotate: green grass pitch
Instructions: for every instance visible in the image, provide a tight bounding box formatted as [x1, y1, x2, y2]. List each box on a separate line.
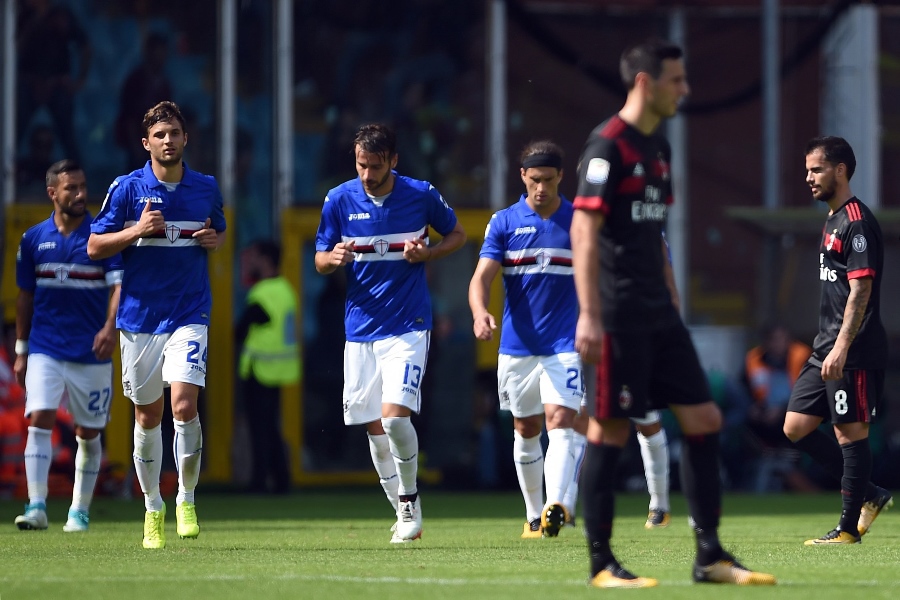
[0, 491, 898, 599]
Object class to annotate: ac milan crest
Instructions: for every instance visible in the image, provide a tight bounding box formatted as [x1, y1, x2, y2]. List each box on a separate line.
[618, 386, 633, 410]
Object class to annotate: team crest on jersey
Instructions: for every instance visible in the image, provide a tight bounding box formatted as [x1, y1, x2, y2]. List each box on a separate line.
[165, 224, 182, 243]
[533, 249, 551, 271]
[852, 234, 867, 253]
[826, 231, 837, 251]
[54, 266, 69, 282]
[585, 158, 610, 184]
[618, 386, 633, 410]
[374, 239, 389, 256]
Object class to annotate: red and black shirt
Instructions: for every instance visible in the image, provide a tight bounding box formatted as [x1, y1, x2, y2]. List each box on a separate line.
[812, 197, 887, 369]
[573, 115, 679, 332]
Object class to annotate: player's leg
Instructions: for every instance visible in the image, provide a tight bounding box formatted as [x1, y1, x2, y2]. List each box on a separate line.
[377, 331, 428, 542]
[539, 352, 582, 537]
[345, 339, 399, 524]
[561, 407, 588, 525]
[122, 330, 167, 548]
[498, 354, 545, 537]
[16, 354, 66, 530]
[581, 337, 658, 588]
[62, 360, 113, 532]
[632, 413, 670, 528]
[661, 323, 774, 585]
[163, 325, 210, 540]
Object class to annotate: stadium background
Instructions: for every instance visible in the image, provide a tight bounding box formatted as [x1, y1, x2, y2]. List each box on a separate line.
[0, 0, 899, 493]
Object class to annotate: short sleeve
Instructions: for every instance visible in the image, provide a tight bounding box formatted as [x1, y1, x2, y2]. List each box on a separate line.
[844, 220, 879, 280]
[425, 184, 458, 236]
[91, 179, 130, 234]
[479, 212, 505, 262]
[574, 134, 621, 215]
[15, 231, 36, 292]
[315, 196, 342, 252]
[209, 182, 227, 232]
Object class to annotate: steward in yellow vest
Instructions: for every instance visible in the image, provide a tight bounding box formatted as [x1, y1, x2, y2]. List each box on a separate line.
[236, 240, 300, 493]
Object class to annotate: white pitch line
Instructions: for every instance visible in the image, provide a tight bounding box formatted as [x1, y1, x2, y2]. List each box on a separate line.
[1, 573, 898, 588]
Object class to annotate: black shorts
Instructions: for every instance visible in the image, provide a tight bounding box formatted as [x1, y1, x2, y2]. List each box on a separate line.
[589, 321, 711, 420]
[787, 361, 884, 424]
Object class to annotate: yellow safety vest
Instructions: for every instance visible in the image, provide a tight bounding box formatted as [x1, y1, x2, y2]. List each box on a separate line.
[239, 276, 301, 386]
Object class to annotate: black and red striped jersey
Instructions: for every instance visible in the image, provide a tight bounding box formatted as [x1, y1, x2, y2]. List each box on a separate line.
[573, 114, 679, 332]
[812, 197, 887, 369]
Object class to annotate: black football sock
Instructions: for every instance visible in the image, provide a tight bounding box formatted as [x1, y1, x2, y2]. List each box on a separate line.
[838, 440, 872, 535]
[793, 428, 879, 501]
[681, 433, 723, 565]
[581, 442, 622, 576]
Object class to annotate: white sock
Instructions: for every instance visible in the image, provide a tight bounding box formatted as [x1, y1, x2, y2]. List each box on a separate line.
[368, 433, 400, 514]
[71, 435, 103, 512]
[544, 427, 575, 506]
[562, 431, 587, 517]
[513, 430, 544, 521]
[133, 422, 164, 512]
[24, 426, 52, 505]
[382, 417, 418, 496]
[173, 415, 203, 506]
[638, 428, 670, 511]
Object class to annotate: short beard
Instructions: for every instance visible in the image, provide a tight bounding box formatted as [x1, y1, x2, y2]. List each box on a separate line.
[156, 152, 182, 168]
[61, 204, 86, 218]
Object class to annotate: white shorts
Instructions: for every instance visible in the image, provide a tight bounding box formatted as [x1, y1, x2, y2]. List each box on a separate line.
[24, 353, 113, 430]
[120, 324, 208, 405]
[342, 330, 429, 425]
[497, 352, 585, 418]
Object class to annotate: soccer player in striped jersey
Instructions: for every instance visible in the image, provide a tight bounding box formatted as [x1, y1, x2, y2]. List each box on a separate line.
[571, 38, 775, 587]
[88, 101, 226, 549]
[469, 141, 582, 539]
[784, 136, 892, 544]
[315, 123, 466, 543]
[14, 159, 123, 533]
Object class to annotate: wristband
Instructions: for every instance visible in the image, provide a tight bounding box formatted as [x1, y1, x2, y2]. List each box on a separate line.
[15, 339, 28, 356]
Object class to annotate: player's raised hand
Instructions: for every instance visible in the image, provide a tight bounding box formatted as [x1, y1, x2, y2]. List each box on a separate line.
[135, 198, 164, 237]
[330, 240, 356, 266]
[403, 238, 431, 263]
[472, 312, 497, 341]
[192, 218, 218, 249]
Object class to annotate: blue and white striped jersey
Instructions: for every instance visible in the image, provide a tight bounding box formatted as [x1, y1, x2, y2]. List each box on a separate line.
[315, 173, 458, 342]
[479, 195, 577, 356]
[90, 162, 227, 334]
[17, 212, 123, 363]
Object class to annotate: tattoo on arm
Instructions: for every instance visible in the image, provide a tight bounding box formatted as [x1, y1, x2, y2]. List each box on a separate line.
[841, 279, 872, 344]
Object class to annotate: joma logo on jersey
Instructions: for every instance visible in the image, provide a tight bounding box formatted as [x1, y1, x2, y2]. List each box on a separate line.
[348, 212, 371, 221]
[514, 226, 537, 235]
[139, 197, 163, 204]
[37, 242, 56, 251]
[631, 201, 667, 222]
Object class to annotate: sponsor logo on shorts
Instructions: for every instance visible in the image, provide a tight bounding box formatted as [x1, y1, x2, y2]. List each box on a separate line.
[618, 385, 633, 410]
[342, 400, 350, 413]
[123, 381, 133, 396]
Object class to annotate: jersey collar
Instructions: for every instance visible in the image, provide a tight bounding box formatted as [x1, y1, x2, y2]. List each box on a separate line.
[142, 161, 196, 189]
